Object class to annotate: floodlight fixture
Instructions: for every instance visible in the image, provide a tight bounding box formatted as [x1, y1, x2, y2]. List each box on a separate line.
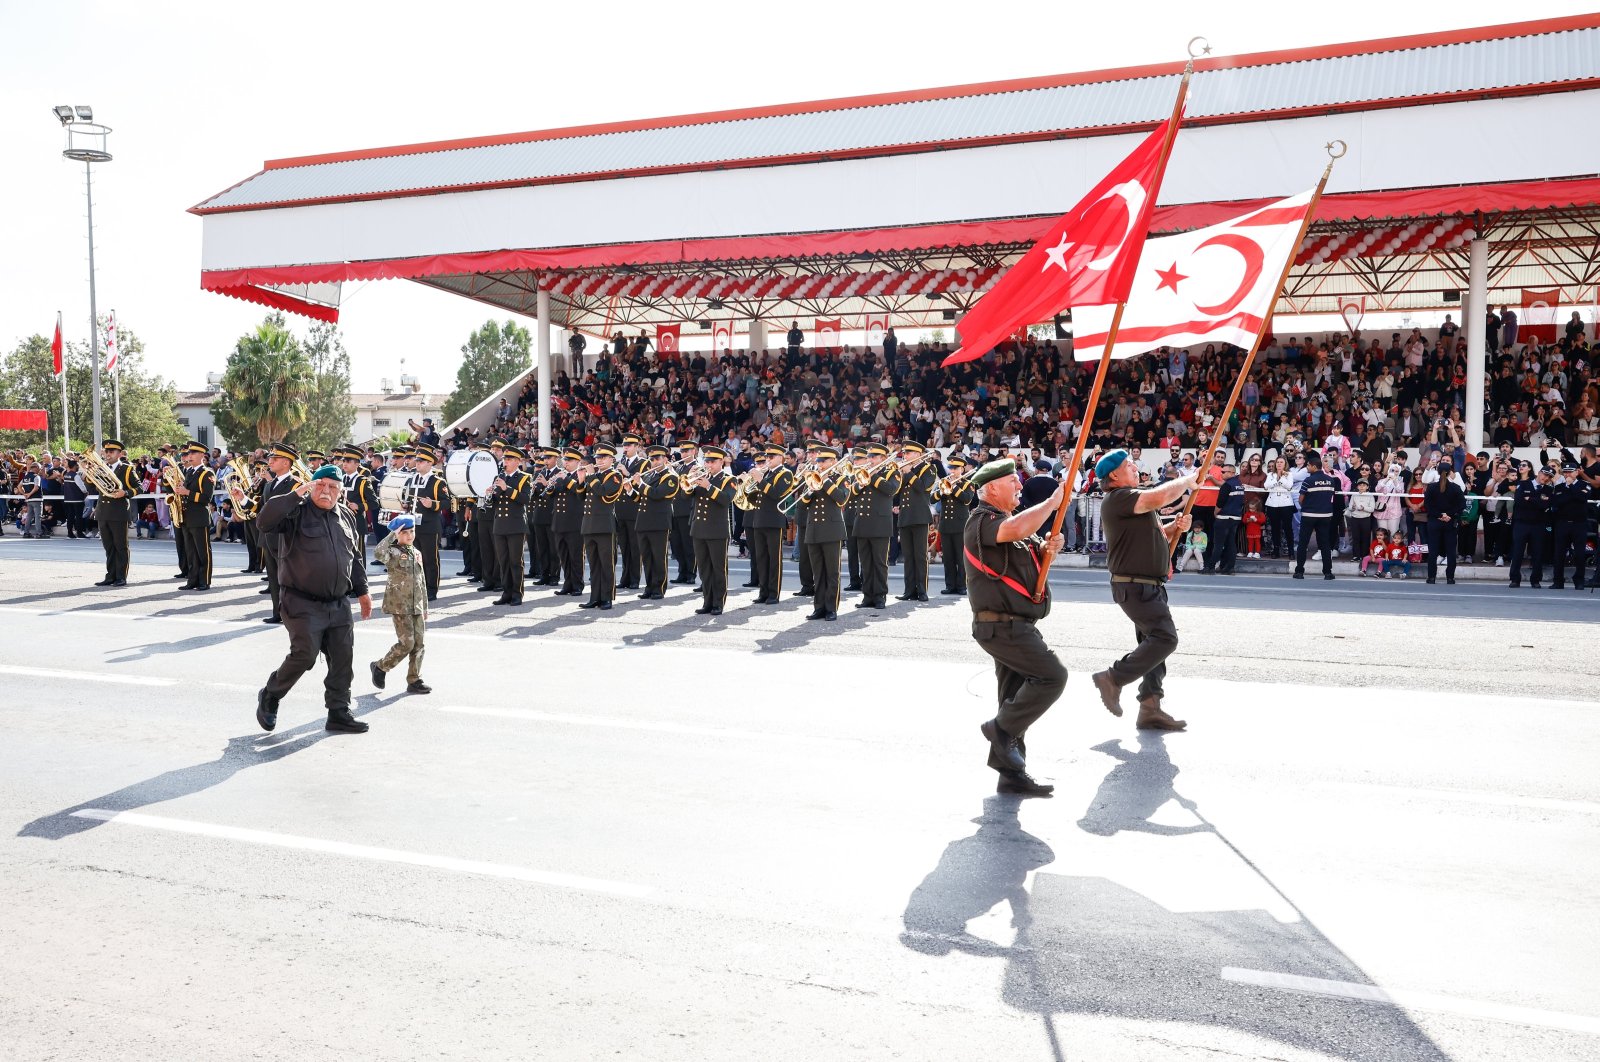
[697, 320, 712, 329]
[53, 105, 75, 124]
[75, 105, 93, 121]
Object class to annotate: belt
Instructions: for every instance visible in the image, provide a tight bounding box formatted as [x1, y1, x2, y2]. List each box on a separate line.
[1110, 575, 1165, 586]
[972, 610, 1030, 623]
[284, 586, 343, 605]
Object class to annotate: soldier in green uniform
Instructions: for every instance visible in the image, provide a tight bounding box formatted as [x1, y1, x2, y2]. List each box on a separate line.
[615, 433, 644, 589]
[550, 446, 586, 596]
[633, 445, 679, 599]
[671, 441, 700, 584]
[688, 445, 735, 615]
[936, 453, 976, 595]
[409, 446, 452, 601]
[579, 443, 625, 610]
[370, 514, 431, 694]
[853, 442, 901, 610]
[531, 448, 560, 585]
[895, 441, 938, 602]
[179, 441, 216, 591]
[802, 445, 853, 621]
[746, 443, 795, 604]
[93, 438, 138, 587]
[491, 445, 534, 606]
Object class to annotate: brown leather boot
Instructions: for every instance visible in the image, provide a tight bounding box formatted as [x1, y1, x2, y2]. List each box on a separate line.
[1091, 671, 1124, 717]
[1136, 695, 1186, 731]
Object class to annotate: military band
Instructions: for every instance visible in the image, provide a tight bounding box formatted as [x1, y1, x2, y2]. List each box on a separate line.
[409, 446, 452, 601]
[615, 433, 644, 589]
[744, 444, 795, 604]
[531, 448, 560, 585]
[802, 445, 854, 621]
[853, 442, 901, 610]
[550, 446, 585, 596]
[179, 441, 217, 590]
[687, 445, 734, 615]
[92, 439, 138, 587]
[633, 445, 679, 599]
[936, 454, 976, 595]
[670, 441, 700, 585]
[491, 446, 534, 606]
[895, 442, 938, 602]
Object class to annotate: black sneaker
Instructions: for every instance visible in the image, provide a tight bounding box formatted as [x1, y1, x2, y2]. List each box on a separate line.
[407, 680, 432, 695]
[370, 661, 386, 689]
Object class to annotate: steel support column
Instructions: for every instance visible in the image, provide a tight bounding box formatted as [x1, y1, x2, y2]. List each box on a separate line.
[1466, 236, 1488, 448]
[536, 287, 552, 448]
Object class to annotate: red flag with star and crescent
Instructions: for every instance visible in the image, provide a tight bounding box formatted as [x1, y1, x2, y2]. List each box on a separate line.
[942, 120, 1180, 367]
[1071, 189, 1315, 361]
[52, 312, 64, 379]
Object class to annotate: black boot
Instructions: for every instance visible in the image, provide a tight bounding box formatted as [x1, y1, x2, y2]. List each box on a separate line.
[325, 708, 369, 733]
[255, 688, 279, 732]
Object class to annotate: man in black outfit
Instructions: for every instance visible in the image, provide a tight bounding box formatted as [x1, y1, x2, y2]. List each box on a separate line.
[1509, 468, 1555, 588]
[670, 441, 699, 584]
[178, 441, 216, 590]
[93, 439, 138, 586]
[634, 445, 679, 599]
[1210, 463, 1243, 575]
[255, 465, 372, 734]
[1550, 462, 1593, 590]
[490, 446, 534, 606]
[1423, 469, 1465, 584]
[802, 445, 852, 621]
[259, 443, 302, 623]
[935, 454, 975, 595]
[1292, 451, 1338, 581]
[963, 458, 1067, 797]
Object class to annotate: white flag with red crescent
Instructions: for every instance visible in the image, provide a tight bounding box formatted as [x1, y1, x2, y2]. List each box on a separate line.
[1072, 190, 1314, 361]
[104, 310, 118, 374]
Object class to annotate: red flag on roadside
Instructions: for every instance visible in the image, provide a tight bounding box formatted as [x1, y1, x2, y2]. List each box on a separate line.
[943, 120, 1181, 367]
[52, 312, 63, 379]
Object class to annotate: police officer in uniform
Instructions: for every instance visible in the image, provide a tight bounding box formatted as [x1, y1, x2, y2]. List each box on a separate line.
[963, 458, 1069, 796]
[802, 445, 853, 621]
[259, 442, 302, 623]
[936, 454, 975, 595]
[551, 447, 587, 596]
[615, 433, 644, 588]
[254, 465, 372, 735]
[93, 438, 138, 587]
[1292, 451, 1338, 580]
[1509, 465, 1556, 588]
[1210, 463, 1244, 576]
[491, 446, 534, 606]
[178, 441, 216, 590]
[634, 445, 679, 599]
[579, 443, 625, 609]
[688, 445, 735, 615]
[1550, 461, 1592, 590]
[670, 441, 700, 584]
[531, 448, 560, 585]
[854, 443, 901, 609]
[746, 444, 794, 604]
[409, 446, 451, 601]
[895, 442, 937, 602]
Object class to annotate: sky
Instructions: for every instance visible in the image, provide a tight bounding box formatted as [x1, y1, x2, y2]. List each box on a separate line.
[1, 0, 1591, 396]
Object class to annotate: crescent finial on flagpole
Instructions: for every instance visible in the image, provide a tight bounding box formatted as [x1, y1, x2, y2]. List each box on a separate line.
[1187, 37, 1212, 59]
[1325, 139, 1348, 159]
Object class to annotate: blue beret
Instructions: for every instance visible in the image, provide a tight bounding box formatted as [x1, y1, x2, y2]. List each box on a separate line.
[1094, 449, 1130, 479]
[388, 514, 416, 532]
[311, 465, 342, 482]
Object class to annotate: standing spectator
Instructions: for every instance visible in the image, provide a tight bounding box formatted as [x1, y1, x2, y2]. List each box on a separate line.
[568, 330, 587, 376]
[787, 320, 805, 366]
[1508, 464, 1555, 587]
[1500, 305, 1518, 351]
[1346, 476, 1376, 563]
[1423, 464, 1465, 584]
[1263, 456, 1296, 557]
[1242, 495, 1266, 559]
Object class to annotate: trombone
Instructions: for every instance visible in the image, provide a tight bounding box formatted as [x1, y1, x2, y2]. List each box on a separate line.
[936, 463, 982, 496]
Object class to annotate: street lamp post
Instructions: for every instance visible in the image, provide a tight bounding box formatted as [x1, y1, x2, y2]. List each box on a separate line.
[54, 105, 112, 449]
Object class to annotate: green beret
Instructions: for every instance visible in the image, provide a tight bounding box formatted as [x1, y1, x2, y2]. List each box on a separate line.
[310, 465, 342, 482]
[969, 459, 1016, 488]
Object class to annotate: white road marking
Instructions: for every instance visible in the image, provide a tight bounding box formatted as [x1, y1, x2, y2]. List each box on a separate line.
[1221, 967, 1600, 1035]
[437, 704, 837, 744]
[1347, 783, 1600, 816]
[0, 664, 174, 687]
[71, 809, 652, 898]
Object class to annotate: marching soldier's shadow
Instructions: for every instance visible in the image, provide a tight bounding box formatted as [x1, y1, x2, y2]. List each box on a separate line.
[104, 624, 269, 663]
[900, 766, 1452, 1061]
[1076, 733, 1213, 837]
[426, 591, 574, 630]
[619, 595, 771, 648]
[16, 694, 391, 842]
[753, 600, 883, 653]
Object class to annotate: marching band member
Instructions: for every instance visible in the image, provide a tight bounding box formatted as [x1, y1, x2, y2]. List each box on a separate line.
[179, 440, 216, 591]
[530, 448, 560, 585]
[615, 433, 644, 590]
[936, 453, 976, 596]
[802, 445, 853, 622]
[794, 441, 822, 598]
[304, 449, 327, 474]
[579, 443, 625, 610]
[259, 442, 302, 624]
[490, 445, 534, 606]
[337, 445, 377, 544]
[746, 444, 794, 604]
[688, 445, 734, 615]
[474, 440, 506, 595]
[670, 441, 700, 585]
[843, 447, 870, 592]
[237, 458, 267, 576]
[895, 442, 938, 603]
[550, 447, 586, 597]
[93, 438, 138, 587]
[409, 446, 452, 602]
[633, 445, 679, 599]
[854, 442, 901, 610]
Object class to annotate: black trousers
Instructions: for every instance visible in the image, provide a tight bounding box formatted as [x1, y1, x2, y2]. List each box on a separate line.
[899, 523, 930, 597]
[462, 523, 480, 577]
[639, 528, 669, 596]
[263, 592, 354, 712]
[797, 525, 815, 592]
[97, 510, 129, 582]
[806, 539, 841, 616]
[1426, 519, 1458, 581]
[750, 526, 781, 599]
[1266, 506, 1295, 557]
[181, 516, 213, 587]
[495, 532, 526, 601]
[860, 535, 890, 603]
[479, 523, 502, 590]
[972, 617, 1066, 771]
[694, 537, 727, 610]
[174, 520, 189, 576]
[264, 546, 282, 618]
[584, 533, 616, 605]
[534, 523, 559, 583]
[1348, 515, 1374, 564]
[1295, 517, 1335, 576]
[670, 517, 696, 581]
[525, 519, 538, 576]
[616, 517, 639, 587]
[1213, 516, 1241, 573]
[558, 530, 585, 593]
[1509, 524, 1546, 585]
[1551, 519, 1587, 587]
[939, 527, 966, 592]
[846, 531, 863, 588]
[242, 518, 262, 571]
[416, 530, 440, 598]
[1107, 582, 1178, 700]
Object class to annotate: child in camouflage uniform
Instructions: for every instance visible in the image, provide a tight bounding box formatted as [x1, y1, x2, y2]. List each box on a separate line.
[370, 514, 431, 694]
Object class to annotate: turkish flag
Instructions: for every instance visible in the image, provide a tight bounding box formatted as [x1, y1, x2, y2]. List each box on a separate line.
[943, 120, 1178, 367]
[712, 320, 734, 353]
[656, 323, 682, 358]
[51, 312, 63, 379]
[1071, 190, 1315, 362]
[815, 318, 842, 346]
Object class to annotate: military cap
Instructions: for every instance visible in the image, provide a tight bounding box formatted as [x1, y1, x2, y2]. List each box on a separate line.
[814, 445, 841, 460]
[393, 444, 413, 457]
[562, 447, 584, 461]
[103, 438, 125, 451]
[305, 449, 327, 461]
[500, 446, 526, 461]
[900, 441, 926, 454]
[765, 444, 787, 458]
[1561, 460, 1580, 472]
[646, 445, 669, 458]
[267, 441, 299, 460]
[593, 443, 617, 458]
[183, 440, 208, 456]
[621, 433, 642, 445]
[1094, 449, 1129, 479]
[969, 458, 1017, 488]
[412, 448, 436, 464]
[488, 437, 507, 449]
[804, 440, 824, 452]
[310, 465, 341, 482]
[947, 453, 970, 467]
[864, 443, 889, 457]
[702, 445, 729, 461]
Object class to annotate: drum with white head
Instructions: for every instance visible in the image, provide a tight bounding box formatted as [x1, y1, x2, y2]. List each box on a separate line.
[446, 448, 499, 501]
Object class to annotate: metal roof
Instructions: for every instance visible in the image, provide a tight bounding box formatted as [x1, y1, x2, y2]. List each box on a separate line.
[195, 18, 1600, 213]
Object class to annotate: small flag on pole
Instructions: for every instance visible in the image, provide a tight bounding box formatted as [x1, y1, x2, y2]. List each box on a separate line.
[104, 309, 118, 374]
[52, 313, 64, 379]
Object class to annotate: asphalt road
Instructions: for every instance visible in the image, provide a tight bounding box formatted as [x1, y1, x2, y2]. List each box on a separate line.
[2, 536, 1597, 1061]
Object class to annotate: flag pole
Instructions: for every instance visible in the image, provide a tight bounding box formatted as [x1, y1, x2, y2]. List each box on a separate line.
[1170, 142, 1346, 557]
[1031, 52, 1198, 603]
[58, 312, 70, 452]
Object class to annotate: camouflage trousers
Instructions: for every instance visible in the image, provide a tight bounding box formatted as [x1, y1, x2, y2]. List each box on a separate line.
[377, 611, 426, 684]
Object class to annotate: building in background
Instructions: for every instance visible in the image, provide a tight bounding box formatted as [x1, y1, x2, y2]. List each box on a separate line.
[173, 375, 449, 451]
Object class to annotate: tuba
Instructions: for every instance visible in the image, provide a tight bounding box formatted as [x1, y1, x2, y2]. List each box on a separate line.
[160, 462, 186, 528]
[226, 457, 259, 520]
[69, 450, 125, 496]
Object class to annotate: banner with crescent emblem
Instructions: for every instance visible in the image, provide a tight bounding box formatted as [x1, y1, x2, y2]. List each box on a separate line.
[863, 314, 889, 349]
[814, 318, 842, 347]
[712, 320, 734, 353]
[1071, 190, 1315, 362]
[655, 323, 682, 358]
[1519, 288, 1560, 344]
[942, 118, 1181, 367]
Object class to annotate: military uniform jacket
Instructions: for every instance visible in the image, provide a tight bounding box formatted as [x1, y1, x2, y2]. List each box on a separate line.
[1552, 481, 1593, 521]
[530, 468, 557, 525]
[413, 472, 451, 534]
[549, 470, 584, 533]
[937, 480, 976, 533]
[580, 468, 624, 534]
[671, 474, 697, 518]
[845, 485, 868, 534]
[181, 465, 216, 521]
[803, 476, 853, 543]
[615, 456, 643, 522]
[374, 532, 427, 615]
[96, 460, 140, 519]
[1297, 471, 1337, 517]
[853, 467, 903, 537]
[635, 470, 680, 532]
[1512, 480, 1554, 524]
[896, 463, 937, 527]
[491, 469, 534, 533]
[1215, 478, 1245, 518]
[258, 490, 370, 600]
[344, 472, 378, 526]
[963, 502, 1050, 620]
[690, 470, 735, 540]
[746, 466, 795, 530]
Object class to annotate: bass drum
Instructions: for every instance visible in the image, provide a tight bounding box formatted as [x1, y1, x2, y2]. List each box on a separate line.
[446, 449, 499, 500]
[378, 475, 414, 515]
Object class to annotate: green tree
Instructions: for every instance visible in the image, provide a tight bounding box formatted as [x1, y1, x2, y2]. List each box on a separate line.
[442, 319, 531, 425]
[0, 324, 181, 453]
[212, 314, 314, 446]
[296, 322, 357, 451]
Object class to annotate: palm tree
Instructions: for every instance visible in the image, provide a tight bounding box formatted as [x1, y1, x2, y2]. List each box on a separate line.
[221, 318, 313, 444]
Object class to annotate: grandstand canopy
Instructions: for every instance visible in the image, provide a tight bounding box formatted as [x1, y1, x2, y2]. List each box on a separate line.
[195, 14, 1600, 337]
